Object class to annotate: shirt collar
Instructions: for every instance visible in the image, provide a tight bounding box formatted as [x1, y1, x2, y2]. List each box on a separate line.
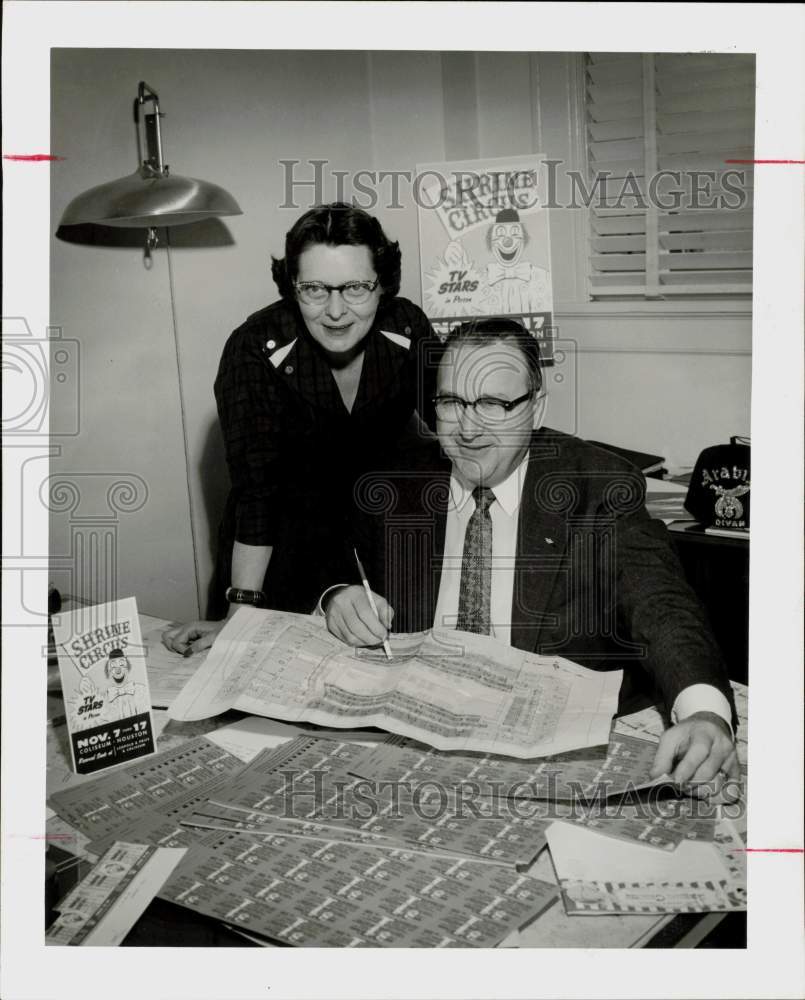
[448, 454, 529, 517]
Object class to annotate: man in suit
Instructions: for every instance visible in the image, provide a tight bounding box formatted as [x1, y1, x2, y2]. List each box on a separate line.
[324, 318, 738, 790]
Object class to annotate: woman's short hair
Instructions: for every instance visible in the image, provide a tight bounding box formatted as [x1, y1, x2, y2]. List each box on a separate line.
[271, 202, 402, 301]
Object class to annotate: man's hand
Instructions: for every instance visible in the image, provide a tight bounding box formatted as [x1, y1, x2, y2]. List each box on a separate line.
[650, 711, 738, 797]
[325, 585, 394, 648]
[162, 620, 223, 656]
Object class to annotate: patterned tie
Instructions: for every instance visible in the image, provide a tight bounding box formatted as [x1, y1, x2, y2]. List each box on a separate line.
[456, 486, 495, 634]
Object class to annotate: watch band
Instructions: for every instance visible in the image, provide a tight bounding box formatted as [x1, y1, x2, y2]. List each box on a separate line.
[225, 587, 266, 607]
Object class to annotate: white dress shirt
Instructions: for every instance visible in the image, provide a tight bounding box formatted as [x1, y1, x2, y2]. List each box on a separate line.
[433, 460, 732, 730]
[433, 458, 529, 647]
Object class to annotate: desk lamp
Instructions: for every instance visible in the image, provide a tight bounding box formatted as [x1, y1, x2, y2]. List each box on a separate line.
[58, 81, 242, 262]
[57, 81, 242, 617]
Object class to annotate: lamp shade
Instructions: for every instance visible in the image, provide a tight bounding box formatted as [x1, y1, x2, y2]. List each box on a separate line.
[59, 168, 243, 228]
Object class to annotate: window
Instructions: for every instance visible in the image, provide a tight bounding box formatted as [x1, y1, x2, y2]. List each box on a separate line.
[584, 53, 755, 299]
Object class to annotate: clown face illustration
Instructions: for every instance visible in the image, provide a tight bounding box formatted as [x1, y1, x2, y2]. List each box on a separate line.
[106, 650, 131, 685]
[490, 215, 525, 266]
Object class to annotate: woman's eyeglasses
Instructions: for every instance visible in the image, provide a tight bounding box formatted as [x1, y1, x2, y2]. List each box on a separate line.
[294, 279, 380, 306]
[432, 390, 535, 423]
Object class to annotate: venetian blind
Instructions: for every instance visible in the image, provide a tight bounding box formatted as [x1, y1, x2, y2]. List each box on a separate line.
[585, 52, 755, 298]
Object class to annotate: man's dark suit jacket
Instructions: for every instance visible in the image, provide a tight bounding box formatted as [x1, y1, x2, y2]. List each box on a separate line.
[348, 427, 736, 723]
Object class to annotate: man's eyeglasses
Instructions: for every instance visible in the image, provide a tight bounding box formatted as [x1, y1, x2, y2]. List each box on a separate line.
[432, 390, 535, 423]
[294, 279, 380, 306]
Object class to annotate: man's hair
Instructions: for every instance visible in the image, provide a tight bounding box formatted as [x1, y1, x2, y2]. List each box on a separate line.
[440, 317, 543, 393]
[271, 202, 402, 301]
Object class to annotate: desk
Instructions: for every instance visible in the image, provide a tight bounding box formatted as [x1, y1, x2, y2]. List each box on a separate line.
[45, 613, 745, 949]
[644, 477, 750, 685]
[668, 524, 749, 686]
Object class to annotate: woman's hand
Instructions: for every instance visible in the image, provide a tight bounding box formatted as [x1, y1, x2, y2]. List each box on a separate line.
[325, 585, 394, 647]
[161, 620, 224, 657]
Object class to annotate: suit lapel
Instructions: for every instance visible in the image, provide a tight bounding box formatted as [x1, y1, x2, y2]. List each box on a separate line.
[428, 473, 449, 625]
[417, 463, 450, 631]
[510, 433, 572, 653]
[389, 456, 450, 632]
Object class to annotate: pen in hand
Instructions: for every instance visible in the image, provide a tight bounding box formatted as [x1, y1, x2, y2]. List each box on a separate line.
[353, 548, 393, 661]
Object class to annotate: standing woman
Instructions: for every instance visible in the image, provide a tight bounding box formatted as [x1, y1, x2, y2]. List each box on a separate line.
[163, 203, 436, 654]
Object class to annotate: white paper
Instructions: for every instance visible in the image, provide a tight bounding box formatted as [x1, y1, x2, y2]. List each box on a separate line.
[545, 820, 730, 884]
[138, 614, 217, 710]
[168, 608, 622, 758]
[546, 817, 746, 915]
[205, 715, 386, 763]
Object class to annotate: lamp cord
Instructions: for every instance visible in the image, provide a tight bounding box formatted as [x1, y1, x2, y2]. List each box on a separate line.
[165, 231, 203, 619]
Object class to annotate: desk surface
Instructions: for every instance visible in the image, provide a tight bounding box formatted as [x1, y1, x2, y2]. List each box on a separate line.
[45, 613, 739, 949]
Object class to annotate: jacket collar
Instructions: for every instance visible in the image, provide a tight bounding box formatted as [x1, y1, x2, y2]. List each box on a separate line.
[351, 321, 410, 414]
[268, 304, 411, 416]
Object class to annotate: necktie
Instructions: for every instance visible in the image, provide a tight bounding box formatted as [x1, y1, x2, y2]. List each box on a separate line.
[456, 486, 495, 634]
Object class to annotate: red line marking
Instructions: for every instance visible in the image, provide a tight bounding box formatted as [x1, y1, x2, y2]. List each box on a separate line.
[3, 154, 66, 162]
[10, 833, 76, 840]
[725, 159, 805, 164]
[35, 834, 76, 840]
[731, 848, 804, 853]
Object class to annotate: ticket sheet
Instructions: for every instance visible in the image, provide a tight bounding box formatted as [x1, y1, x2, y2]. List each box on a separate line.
[209, 736, 551, 869]
[160, 831, 559, 947]
[47, 736, 244, 846]
[47, 842, 186, 945]
[350, 733, 716, 851]
[350, 730, 665, 800]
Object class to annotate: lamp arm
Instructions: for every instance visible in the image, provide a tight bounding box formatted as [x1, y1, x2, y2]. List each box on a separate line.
[135, 81, 166, 177]
[137, 80, 159, 107]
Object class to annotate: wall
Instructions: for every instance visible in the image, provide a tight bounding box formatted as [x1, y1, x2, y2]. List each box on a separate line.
[50, 49, 752, 621]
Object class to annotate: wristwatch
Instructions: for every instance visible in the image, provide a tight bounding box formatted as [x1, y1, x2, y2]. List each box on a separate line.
[225, 587, 266, 608]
